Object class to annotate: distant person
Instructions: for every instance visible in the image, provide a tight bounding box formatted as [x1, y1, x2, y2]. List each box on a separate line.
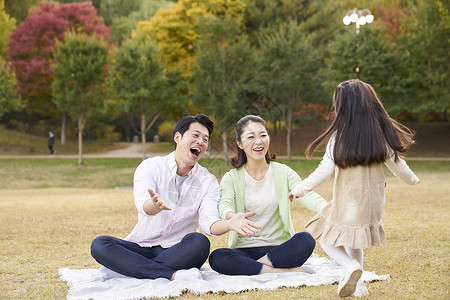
[90, 114, 260, 281]
[209, 115, 327, 276]
[48, 130, 55, 155]
[289, 79, 420, 297]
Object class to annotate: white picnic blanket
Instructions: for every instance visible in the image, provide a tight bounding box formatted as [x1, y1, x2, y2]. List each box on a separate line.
[59, 254, 389, 300]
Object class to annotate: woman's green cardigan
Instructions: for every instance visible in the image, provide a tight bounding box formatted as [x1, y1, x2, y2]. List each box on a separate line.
[219, 162, 327, 248]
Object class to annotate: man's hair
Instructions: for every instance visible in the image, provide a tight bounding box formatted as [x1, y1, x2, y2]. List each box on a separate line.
[173, 114, 214, 149]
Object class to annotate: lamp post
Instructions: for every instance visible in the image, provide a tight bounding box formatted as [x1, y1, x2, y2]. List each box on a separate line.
[343, 8, 374, 34]
[343, 8, 374, 78]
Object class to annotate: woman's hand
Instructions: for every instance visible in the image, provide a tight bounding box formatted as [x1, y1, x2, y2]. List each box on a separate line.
[227, 211, 261, 237]
[288, 192, 298, 202]
[289, 186, 305, 201]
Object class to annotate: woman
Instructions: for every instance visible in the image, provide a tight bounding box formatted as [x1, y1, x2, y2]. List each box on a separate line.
[209, 115, 328, 275]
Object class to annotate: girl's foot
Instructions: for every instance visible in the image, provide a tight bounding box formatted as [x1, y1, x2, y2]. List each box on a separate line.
[337, 259, 362, 297]
[352, 281, 369, 297]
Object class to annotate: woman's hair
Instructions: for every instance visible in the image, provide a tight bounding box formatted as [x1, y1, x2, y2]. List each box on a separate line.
[306, 79, 415, 169]
[231, 115, 276, 168]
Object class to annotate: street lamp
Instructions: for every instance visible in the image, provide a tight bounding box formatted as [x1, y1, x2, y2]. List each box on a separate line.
[343, 8, 374, 34]
[342, 9, 374, 78]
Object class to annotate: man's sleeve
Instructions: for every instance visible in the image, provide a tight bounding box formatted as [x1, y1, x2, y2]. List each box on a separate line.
[198, 175, 221, 236]
[133, 159, 154, 215]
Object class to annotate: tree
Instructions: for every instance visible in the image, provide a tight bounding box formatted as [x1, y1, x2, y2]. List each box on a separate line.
[56, 0, 102, 11]
[4, 0, 39, 24]
[97, 0, 142, 26]
[52, 32, 109, 165]
[109, 37, 178, 160]
[245, 0, 340, 46]
[0, 60, 24, 119]
[324, 26, 409, 117]
[259, 21, 320, 160]
[0, 0, 15, 59]
[375, 2, 409, 44]
[193, 16, 260, 164]
[134, 0, 247, 74]
[103, 0, 172, 45]
[6, 1, 110, 143]
[401, 0, 449, 120]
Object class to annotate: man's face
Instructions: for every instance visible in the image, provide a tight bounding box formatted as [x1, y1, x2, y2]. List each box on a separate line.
[174, 122, 209, 167]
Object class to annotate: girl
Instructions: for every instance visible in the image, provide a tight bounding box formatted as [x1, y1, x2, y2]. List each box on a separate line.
[289, 79, 420, 297]
[209, 115, 327, 276]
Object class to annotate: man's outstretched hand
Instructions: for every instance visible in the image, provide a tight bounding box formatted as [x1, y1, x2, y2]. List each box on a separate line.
[148, 188, 171, 211]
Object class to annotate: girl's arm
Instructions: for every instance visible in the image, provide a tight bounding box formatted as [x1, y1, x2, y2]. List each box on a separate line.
[287, 167, 327, 213]
[291, 137, 336, 197]
[384, 152, 420, 185]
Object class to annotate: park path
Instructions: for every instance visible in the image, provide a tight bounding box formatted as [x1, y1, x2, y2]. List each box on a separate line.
[0, 143, 164, 159]
[0, 142, 449, 161]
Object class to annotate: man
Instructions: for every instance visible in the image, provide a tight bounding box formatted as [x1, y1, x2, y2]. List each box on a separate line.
[91, 114, 260, 280]
[48, 130, 55, 155]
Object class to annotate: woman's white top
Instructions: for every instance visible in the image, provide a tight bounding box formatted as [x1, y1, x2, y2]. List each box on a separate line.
[238, 164, 286, 248]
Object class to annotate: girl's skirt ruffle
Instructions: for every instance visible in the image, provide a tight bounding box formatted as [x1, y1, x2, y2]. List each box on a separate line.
[305, 213, 386, 249]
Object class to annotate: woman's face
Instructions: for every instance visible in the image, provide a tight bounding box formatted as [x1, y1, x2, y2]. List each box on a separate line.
[237, 121, 270, 162]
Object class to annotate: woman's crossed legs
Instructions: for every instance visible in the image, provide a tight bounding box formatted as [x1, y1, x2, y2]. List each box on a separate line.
[209, 232, 315, 275]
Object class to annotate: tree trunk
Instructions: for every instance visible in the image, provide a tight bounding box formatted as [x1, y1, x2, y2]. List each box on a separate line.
[286, 104, 293, 161]
[222, 130, 229, 165]
[77, 114, 86, 165]
[61, 111, 67, 145]
[141, 114, 146, 160]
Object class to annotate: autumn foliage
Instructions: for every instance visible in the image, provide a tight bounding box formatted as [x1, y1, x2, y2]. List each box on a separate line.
[6, 1, 110, 98]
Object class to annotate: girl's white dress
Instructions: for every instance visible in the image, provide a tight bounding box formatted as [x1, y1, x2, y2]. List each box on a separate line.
[292, 135, 419, 249]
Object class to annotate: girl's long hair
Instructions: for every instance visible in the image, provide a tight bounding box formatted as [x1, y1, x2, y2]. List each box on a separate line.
[231, 115, 276, 168]
[307, 79, 415, 169]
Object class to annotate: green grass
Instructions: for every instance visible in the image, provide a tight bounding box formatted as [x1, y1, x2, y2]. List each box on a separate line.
[0, 158, 449, 299]
[0, 156, 447, 191]
[0, 158, 141, 189]
[2, 158, 447, 189]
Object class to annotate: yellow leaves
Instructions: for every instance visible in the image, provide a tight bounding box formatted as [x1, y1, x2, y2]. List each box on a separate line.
[134, 21, 152, 36]
[132, 0, 247, 77]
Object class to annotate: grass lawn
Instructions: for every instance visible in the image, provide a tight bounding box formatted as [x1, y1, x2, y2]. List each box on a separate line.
[0, 158, 449, 299]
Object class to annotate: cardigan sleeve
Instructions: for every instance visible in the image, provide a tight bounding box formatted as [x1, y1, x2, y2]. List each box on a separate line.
[287, 166, 328, 213]
[218, 171, 237, 220]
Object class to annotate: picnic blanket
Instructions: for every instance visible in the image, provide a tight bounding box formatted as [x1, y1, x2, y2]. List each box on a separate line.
[59, 254, 389, 300]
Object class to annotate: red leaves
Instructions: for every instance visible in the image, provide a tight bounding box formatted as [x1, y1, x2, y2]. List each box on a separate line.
[6, 1, 110, 97]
